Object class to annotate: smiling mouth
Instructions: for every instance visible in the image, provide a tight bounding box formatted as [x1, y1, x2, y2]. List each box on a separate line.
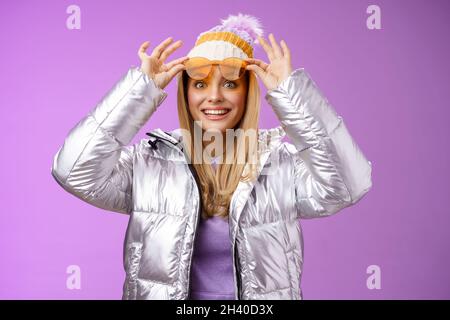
[201, 108, 232, 120]
[202, 109, 230, 115]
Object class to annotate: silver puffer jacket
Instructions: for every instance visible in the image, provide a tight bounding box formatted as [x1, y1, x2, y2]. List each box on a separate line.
[51, 66, 372, 300]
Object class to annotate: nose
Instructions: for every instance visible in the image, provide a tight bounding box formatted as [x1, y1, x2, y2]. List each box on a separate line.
[207, 85, 224, 104]
[206, 66, 224, 104]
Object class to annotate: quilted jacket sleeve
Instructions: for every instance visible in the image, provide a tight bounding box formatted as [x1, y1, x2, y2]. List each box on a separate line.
[265, 68, 372, 219]
[51, 67, 168, 214]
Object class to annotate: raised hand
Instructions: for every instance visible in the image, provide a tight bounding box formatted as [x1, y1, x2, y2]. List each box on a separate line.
[138, 37, 188, 90]
[244, 33, 294, 91]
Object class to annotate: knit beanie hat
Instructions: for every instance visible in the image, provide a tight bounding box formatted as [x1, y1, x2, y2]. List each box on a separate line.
[186, 13, 264, 61]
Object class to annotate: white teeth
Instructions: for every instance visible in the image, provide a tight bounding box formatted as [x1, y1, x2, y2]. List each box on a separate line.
[203, 109, 229, 115]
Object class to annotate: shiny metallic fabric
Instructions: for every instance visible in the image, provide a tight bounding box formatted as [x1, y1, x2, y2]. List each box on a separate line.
[51, 66, 372, 300]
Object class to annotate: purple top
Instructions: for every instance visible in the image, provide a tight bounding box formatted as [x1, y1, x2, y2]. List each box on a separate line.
[189, 158, 236, 300]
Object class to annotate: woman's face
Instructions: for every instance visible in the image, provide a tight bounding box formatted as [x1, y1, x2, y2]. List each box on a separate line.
[186, 65, 248, 133]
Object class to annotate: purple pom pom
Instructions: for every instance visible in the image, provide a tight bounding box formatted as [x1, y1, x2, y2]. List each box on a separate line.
[219, 13, 264, 45]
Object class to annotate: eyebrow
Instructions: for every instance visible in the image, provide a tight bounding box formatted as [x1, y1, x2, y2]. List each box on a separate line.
[191, 76, 240, 83]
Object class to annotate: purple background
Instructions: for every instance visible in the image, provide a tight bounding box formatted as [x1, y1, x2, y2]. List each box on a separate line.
[1, 0, 449, 299]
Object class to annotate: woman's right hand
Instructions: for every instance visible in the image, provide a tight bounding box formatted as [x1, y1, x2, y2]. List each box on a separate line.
[138, 37, 188, 90]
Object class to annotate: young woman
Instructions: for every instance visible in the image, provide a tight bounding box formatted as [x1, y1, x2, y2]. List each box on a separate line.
[51, 14, 372, 300]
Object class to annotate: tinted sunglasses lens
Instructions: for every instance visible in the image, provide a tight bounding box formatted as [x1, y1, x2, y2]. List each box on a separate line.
[220, 58, 246, 80]
[186, 65, 212, 80]
[185, 58, 212, 80]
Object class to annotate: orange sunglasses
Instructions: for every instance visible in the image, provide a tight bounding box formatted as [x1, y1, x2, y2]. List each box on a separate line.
[183, 57, 249, 81]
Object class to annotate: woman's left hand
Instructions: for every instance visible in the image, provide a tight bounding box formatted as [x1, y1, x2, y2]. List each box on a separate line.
[244, 33, 294, 91]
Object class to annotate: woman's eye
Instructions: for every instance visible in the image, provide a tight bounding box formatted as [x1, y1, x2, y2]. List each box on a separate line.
[224, 81, 236, 88]
[193, 81, 236, 89]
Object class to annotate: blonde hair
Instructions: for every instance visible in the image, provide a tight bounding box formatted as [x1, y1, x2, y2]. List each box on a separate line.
[176, 69, 261, 219]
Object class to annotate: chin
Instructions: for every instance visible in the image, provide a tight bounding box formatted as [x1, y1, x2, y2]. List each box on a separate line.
[203, 122, 231, 133]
